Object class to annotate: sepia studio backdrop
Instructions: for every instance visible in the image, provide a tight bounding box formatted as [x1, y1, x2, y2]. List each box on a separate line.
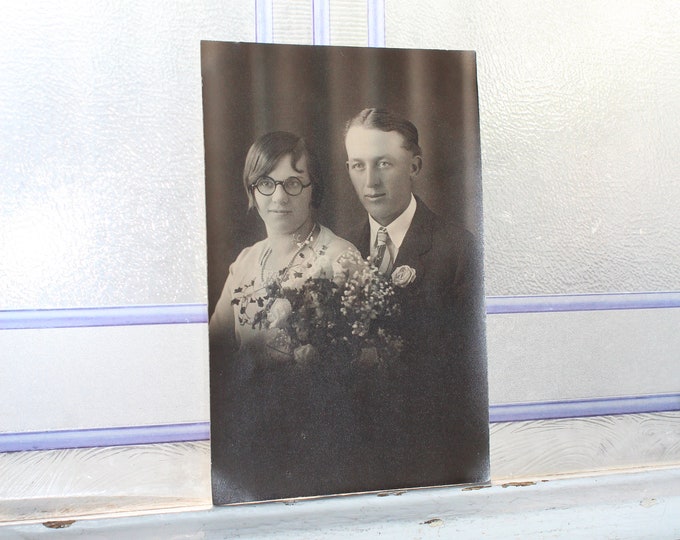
[202, 42, 483, 315]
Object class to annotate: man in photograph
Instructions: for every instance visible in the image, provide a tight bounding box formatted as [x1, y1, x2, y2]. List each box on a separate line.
[344, 108, 487, 488]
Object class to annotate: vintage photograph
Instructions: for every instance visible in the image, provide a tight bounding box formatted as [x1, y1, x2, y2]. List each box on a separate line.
[203, 41, 489, 504]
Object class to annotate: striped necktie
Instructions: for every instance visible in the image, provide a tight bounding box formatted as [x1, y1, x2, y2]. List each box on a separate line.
[373, 226, 393, 275]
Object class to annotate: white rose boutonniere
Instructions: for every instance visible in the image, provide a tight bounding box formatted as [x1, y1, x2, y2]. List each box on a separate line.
[391, 265, 417, 287]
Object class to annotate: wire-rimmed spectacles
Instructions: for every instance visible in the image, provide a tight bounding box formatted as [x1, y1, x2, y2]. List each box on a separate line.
[250, 176, 311, 197]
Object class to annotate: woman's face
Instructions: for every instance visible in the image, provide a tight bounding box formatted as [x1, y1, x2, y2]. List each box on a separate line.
[254, 154, 314, 236]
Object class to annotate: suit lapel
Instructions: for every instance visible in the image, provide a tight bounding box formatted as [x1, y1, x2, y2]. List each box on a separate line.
[394, 199, 433, 269]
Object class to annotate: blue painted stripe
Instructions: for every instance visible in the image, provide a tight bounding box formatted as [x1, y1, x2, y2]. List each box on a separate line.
[486, 291, 680, 314]
[313, 0, 330, 45]
[0, 304, 207, 330]
[2, 292, 680, 331]
[255, 0, 273, 43]
[489, 393, 680, 423]
[1, 395, 677, 452]
[0, 423, 210, 453]
[367, 0, 385, 47]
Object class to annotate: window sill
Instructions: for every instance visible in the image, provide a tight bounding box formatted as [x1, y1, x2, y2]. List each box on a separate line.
[1, 466, 678, 538]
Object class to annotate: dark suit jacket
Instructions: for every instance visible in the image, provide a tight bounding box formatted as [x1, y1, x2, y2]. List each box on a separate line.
[346, 197, 489, 490]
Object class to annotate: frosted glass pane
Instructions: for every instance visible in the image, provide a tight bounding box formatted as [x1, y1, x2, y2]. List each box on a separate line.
[386, 0, 680, 295]
[0, 324, 208, 433]
[0, 2, 254, 309]
[486, 308, 680, 405]
[330, 0, 369, 46]
[273, 1, 313, 44]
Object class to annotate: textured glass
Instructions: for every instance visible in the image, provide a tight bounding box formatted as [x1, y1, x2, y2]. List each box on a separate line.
[330, 0, 370, 46]
[273, 1, 313, 44]
[0, 2, 254, 310]
[486, 308, 680, 405]
[386, 1, 680, 295]
[0, 324, 208, 433]
[0, 442, 211, 521]
[491, 412, 680, 479]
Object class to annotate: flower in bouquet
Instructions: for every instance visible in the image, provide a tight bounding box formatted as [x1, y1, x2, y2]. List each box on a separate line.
[293, 343, 318, 366]
[268, 298, 292, 328]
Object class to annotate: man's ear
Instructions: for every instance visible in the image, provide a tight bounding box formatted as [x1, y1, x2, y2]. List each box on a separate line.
[410, 155, 423, 177]
[345, 161, 350, 171]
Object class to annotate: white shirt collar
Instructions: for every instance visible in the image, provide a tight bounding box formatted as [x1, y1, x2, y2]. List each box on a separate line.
[369, 194, 417, 254]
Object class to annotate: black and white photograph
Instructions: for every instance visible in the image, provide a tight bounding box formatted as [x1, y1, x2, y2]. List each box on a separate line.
[203, 41, 489, 504]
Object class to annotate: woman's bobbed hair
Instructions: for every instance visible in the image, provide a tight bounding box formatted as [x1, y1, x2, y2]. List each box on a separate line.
[242, 131, 324, 210]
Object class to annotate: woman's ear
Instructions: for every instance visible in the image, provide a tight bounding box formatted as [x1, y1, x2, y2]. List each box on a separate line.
[249, 192, 261, 213]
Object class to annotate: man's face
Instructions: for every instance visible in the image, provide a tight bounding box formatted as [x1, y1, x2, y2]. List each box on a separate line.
[345, 126, 420, 226]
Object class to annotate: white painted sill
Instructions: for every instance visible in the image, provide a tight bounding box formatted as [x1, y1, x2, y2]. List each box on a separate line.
[1, 467, 678, 538]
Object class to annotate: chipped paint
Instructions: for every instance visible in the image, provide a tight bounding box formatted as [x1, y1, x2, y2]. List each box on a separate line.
[43, 520, 76, 529]
[377, 490, 407, 497]
[501, 481, 536, 488]
[462, 484, 492, 491]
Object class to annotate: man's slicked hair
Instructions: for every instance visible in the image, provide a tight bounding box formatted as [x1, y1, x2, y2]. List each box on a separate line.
[344, 108, 422, 157]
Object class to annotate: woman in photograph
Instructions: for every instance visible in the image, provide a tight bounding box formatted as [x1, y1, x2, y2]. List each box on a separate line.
[209, 130, 361, 362]
[209, 131, 362, 502]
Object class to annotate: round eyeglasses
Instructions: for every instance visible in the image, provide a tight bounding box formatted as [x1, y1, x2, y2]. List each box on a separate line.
[250, 176, 312, 197]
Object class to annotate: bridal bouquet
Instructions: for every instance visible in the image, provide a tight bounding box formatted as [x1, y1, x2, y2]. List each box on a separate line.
[235, 249, 404, 366]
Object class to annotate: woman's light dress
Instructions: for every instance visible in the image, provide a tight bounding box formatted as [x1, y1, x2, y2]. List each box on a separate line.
[209, 225, 364, 502]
